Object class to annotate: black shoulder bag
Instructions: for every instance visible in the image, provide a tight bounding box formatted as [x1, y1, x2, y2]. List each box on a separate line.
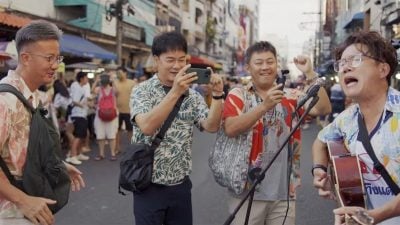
[357, 113, 400, 195]
[0, 83, 71, 214]
[119, 95, 184, 194]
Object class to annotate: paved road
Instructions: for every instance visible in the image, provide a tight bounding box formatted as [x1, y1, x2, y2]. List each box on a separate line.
[56, 123, 336, 225]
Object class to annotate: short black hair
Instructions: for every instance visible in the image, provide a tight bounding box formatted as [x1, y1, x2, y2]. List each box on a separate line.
[151, 31, 187, 56]
[76, 71, 87, 82]
[245, 41, 277, 64]
[100, 74, 111, 86]
[117, 66, 128, 73]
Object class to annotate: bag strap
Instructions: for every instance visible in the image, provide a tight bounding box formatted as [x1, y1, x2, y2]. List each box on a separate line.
[0, 83, 32, 186]
[0, 83, 35, 113]
[0, 155, 17, 185]
[100, 87, 108, 97]
[357, 113, 400, 195]
[150, 95, 184, 149]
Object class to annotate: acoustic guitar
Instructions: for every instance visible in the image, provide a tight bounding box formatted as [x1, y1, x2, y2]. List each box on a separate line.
[327, 140, 374, 225]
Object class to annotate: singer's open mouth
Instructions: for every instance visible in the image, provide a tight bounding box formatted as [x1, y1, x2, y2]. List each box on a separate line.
[344, 76, 358, 85]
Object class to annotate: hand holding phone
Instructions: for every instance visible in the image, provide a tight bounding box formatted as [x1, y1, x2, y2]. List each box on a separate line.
[186, 68, 211, 84]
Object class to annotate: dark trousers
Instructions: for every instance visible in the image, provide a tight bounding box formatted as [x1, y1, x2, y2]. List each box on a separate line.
[133, 178, 193, 225]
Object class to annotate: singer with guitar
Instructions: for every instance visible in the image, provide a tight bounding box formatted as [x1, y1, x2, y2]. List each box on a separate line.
[312, 31, 400, 225]
[216, 41, 330, 225]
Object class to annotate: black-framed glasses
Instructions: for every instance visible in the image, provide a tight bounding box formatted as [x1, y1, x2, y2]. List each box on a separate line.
[26, 52, 64, 64]
[333, 53, 382, 73]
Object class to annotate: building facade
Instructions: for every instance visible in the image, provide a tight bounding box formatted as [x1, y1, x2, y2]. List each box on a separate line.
[0, 0, 259, 76]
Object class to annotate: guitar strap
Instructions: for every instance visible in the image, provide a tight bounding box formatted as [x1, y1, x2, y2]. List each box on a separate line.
[357, 113, 400, 195]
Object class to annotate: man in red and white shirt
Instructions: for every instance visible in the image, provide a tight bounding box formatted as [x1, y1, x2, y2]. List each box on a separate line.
[223, 41, 331, 225]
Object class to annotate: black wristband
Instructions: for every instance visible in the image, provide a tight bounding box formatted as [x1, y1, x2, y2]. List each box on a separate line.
[311, 164, 327, 176]
[212, 94, 225, 100]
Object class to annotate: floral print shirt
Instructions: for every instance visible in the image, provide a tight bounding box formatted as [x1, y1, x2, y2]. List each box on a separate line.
[0, 70, 40, 219]
[318, 87, 400, 225]
[223, 83, 304, 200]
[130, 75, 209, 185]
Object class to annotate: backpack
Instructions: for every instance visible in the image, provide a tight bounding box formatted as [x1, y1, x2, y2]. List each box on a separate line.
[98, 87, 117, 122]
[0, 84, 71, 214]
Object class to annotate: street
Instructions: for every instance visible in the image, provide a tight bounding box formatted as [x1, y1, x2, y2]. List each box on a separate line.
[56, 123, 336, 225]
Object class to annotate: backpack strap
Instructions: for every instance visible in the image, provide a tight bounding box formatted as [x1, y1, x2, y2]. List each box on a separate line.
[0, 83, 34, 186]
[100, 86, 112, 96]
[0, 154, 17, 185]
[0, 83, 35, 113]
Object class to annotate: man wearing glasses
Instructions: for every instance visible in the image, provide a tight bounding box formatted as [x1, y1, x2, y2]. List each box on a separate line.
[312, 31, 400, 225]
[24, 53, 64, 65]
[0, 20, 85, 225]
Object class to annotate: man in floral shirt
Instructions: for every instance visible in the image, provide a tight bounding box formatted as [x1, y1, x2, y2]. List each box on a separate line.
[222, 41, 330, 225]
[312, 31, 400, 225]
[0, 20, 84, 225]
[130, 31, 223, 225]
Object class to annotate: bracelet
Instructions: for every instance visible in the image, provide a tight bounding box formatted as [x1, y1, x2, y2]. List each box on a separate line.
[212, 94, 225, 100]
[311, 164, 327, 176]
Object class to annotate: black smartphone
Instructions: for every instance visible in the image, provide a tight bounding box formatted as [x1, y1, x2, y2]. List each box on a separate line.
[276, 69, 289, 91]
[276, 75, 286, 91]
[186, 68, 211, 84]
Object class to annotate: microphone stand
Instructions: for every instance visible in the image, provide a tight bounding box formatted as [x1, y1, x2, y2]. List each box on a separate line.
[224, 95, 320, 225]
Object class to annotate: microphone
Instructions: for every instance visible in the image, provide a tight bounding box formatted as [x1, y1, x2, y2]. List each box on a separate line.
[295, 78, 324, 111]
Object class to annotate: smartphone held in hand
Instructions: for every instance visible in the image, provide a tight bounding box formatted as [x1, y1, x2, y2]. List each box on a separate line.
[187, 68, 211, 84]
[276, 69, 289, 91]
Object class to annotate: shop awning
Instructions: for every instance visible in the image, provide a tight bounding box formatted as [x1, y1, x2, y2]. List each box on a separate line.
[60, 34, 117, 60]
[65, 62, 100, 70]
[188, 55, 220, 69]
[343, 12, 364, 29]
[0, 11, 31, 28]
[0, 41, 17, 59]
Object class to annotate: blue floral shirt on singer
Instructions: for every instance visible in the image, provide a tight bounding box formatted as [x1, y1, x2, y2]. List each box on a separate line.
[318, 87, 400, 225]
[130, 75, 209, 185]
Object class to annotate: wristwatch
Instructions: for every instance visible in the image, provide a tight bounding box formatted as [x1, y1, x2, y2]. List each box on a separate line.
[311, 164, 327, 176]
[212, 94, 225, 100]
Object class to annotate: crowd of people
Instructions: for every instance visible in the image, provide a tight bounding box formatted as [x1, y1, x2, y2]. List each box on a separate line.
[1, 20, 400, 225]
[36, 67, 141, 166]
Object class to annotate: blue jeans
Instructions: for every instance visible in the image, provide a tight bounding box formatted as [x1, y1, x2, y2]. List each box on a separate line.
[133, 178, 192, 225]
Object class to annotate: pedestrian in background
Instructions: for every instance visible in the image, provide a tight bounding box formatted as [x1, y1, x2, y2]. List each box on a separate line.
[129, 31, 224, 225]
[218, 41, 330, 225]
[92, 74, 118, 161]
[0, 20, 85, 225]
[66, 71, 90, 165]
[114, 66, 136, 155]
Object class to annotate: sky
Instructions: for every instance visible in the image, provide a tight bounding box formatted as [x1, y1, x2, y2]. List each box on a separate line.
[259, 0, 321, 59]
